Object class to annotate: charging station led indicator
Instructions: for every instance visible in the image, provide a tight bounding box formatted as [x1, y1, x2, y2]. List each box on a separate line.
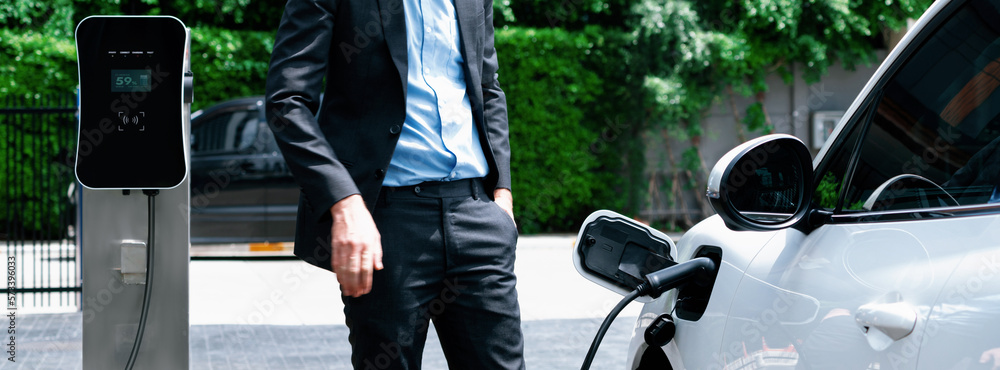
[111, 69, 152, 92]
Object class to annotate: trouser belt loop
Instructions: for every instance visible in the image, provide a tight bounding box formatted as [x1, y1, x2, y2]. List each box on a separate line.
[471, 178, 479, 201]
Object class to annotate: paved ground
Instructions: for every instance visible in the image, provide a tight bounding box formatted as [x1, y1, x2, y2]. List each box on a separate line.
[3, 235, 655, 369]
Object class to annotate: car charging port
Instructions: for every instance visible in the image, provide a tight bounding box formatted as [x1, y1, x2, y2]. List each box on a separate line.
[581, 256, 717, 370]
[674, 246, 722, 321]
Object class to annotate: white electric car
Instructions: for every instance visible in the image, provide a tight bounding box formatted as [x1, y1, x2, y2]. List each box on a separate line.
[579, 0, 1000, 368]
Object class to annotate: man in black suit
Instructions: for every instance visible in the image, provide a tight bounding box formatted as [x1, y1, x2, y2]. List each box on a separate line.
[265, 0, 524, 368]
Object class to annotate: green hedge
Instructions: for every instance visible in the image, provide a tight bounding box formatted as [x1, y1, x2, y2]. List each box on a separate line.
[497, 27, 645, 233]
[189, 27, 273, 112]
[2, 25, 645, 234]
[0, 29, 77, 97]
[0, 29, 78, 237]
[0, 27, 274, 235]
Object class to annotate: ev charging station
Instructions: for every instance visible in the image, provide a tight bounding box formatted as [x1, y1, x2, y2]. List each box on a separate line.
[75, 16, 192, 369]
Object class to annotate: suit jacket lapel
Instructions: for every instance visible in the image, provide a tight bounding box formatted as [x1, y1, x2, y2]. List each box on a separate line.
[454, 0, 483, 93]
[377, 0, 408, 95]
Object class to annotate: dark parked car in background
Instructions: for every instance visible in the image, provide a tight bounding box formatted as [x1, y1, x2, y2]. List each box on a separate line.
[189, 96, 297, 244]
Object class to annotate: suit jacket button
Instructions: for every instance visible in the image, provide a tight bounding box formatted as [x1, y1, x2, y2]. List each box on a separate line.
[389, 125, 401, 135]
[375, 169, 386, 179]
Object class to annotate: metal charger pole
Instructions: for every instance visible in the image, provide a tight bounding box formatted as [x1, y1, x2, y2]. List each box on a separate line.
[75, 16, 192, 369]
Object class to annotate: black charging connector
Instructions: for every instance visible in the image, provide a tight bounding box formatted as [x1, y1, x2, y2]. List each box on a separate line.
[639, 257, 717, 298]
[580, 257, 717, 370]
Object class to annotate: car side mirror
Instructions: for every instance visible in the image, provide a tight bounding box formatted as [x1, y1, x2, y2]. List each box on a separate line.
[707, 134, 813, 231]
[573, 210, 677, 302]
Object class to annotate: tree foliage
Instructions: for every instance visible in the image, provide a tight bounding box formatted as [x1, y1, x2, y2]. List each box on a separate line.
[0, 28, 78, 237]
[633, 0, 932, 129]
[2, 0, 936, 232]
[497, 26, 647, 232]
[0, 0, 284, 34]
[499, 0, 932, 228]
[189, 27, 273, 111]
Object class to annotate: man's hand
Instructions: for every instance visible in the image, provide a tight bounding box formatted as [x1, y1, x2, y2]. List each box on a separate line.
[494, 188, 515, 225]
[330, 194, 384, 297]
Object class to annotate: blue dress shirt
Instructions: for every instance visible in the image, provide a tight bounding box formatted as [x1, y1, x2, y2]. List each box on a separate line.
[383, 0, 490, 187]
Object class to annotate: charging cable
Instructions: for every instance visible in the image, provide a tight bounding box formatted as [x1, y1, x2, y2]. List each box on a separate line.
[125, 189, 158, 370]
[580, 257, 716, 370]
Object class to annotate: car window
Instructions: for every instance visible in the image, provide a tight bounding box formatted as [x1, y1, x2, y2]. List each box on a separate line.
[237, 116, 260, 150]
[191, 109, 260, 155]
[838, 2, 1000, 213]
[813, 105, 868, 211]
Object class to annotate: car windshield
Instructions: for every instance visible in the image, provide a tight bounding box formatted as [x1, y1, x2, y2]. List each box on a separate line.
[820, 1, 1000, 213]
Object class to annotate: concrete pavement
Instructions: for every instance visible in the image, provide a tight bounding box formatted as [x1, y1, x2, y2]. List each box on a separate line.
[4, 235, 650, 369]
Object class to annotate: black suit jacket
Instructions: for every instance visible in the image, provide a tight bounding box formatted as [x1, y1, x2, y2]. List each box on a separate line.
[264, 0, 510, 270]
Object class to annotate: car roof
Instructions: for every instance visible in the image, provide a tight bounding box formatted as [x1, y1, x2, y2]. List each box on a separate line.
[191, 96, 264, 123]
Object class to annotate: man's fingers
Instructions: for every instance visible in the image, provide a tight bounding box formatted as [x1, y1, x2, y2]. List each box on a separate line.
[373, 246, 384, 271]
[333, 241, 381, 297]
[343, 247, 363, 297]
[359, 250, 374, 294]
[329, 195, 382, 297]
[349, 253, 361, 272]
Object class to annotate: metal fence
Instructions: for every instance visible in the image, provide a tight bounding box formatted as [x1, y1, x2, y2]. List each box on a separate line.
[1, 93, 81, 309]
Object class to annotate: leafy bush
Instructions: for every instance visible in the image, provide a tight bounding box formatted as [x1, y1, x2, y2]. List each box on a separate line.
[497, 27, 645, 232]
[0, 29, 78, 237]
[188, 27, 274, 111]
[0, 29, 77, 97]
[2, 20, 648, 233]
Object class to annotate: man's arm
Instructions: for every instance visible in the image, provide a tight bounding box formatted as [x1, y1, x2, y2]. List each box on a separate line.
[266, 0, 382, 297]
[266, 0, 358, 214]
[480, 1, 515, 222]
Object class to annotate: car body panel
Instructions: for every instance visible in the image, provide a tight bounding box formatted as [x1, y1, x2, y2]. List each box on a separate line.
[918, 230, 1000, 369]
[622, 0, 1000, 368]
[718, 214, 999, 369]
[625, 216, 780, 369]
[189, 96, 297, 244]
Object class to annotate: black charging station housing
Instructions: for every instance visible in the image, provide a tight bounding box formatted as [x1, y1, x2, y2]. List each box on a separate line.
[75, 16, 188, 189]
[577, 215, 676, 293]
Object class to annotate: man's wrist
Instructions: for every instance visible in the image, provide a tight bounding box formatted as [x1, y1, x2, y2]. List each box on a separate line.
[331, 193, 363, 218]
[494, 188, 512, 200]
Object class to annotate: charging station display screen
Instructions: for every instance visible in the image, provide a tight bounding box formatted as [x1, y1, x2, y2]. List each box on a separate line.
[110, 69, 152, 92]
[75, 17, 188, 189]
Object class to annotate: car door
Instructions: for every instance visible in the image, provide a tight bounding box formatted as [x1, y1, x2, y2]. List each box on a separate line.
[716, 1, 1000, 368]
[190, 99, 270, 243]
[254, 117, 298, 242]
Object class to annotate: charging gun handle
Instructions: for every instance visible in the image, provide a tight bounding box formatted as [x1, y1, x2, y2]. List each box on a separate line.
[580, 257, 718, 370]
[641, 257, 716, 298]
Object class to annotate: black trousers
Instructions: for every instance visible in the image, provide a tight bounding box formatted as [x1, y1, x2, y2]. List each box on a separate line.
[343, 178, 525, 370]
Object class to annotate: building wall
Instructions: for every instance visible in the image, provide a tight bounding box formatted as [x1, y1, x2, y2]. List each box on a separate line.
[640, 52, 887, 227]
